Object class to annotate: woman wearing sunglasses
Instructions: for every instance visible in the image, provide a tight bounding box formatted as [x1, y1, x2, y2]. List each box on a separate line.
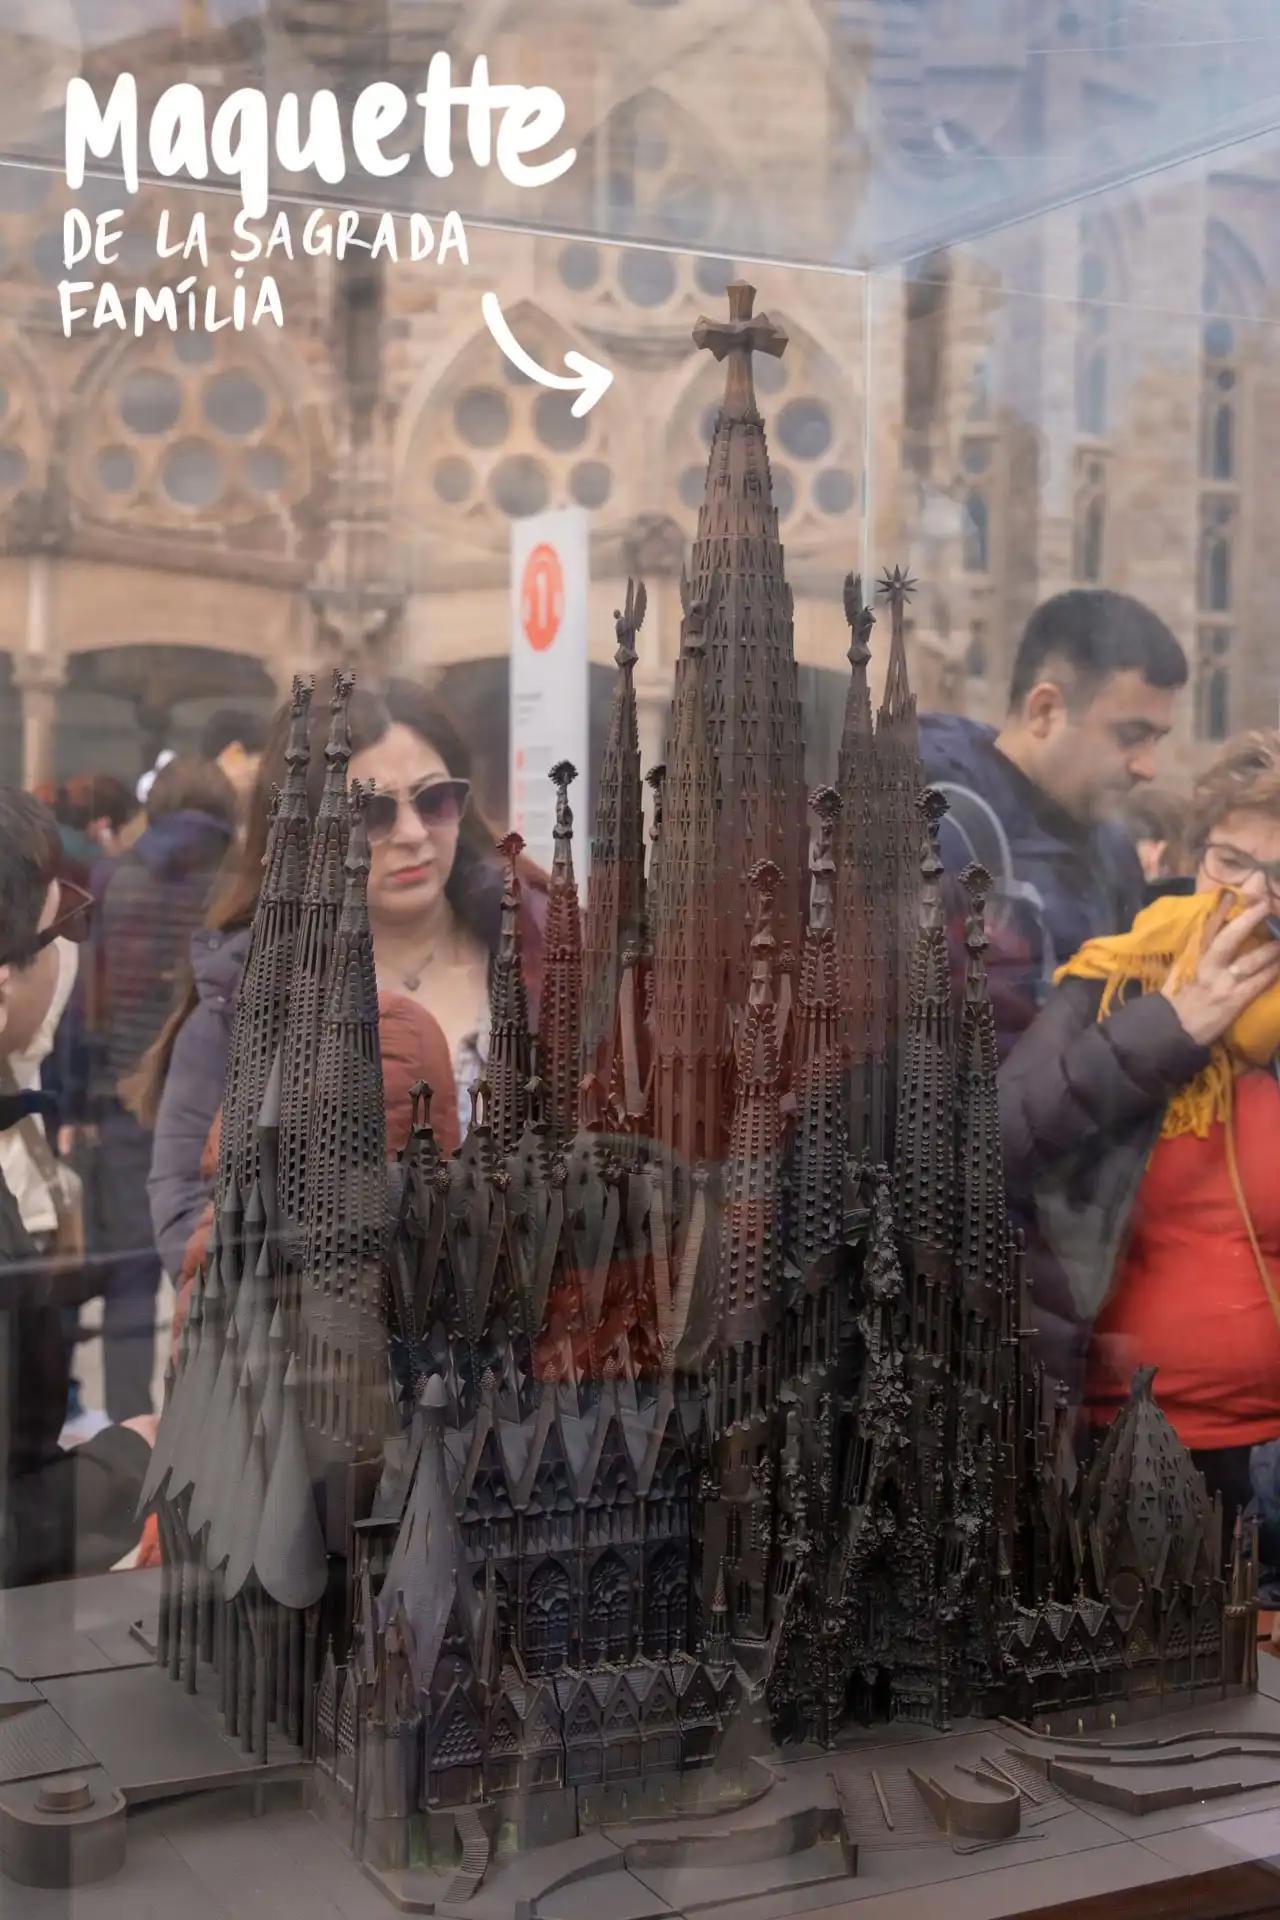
[135, 680, 545, 1292]
[1001, 729, 1280, 1575]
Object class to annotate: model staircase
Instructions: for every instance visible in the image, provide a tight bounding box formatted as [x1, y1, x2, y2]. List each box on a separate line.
[445, 1805, 491, 1902]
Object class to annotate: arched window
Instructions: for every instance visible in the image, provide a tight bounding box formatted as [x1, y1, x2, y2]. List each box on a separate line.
[524, 1560, 572, 1673]
[1196, 629, 1232, 743]
[1075, 225, 1115, 437]
[1076, 335, 1108, 436]
[644, 1547, 689, 1658]
[962, 490, 989, 573]
[1199, 498, 1234, 614]
[1073, 456, 1107, 584]
[585, 1551, 631, 1664]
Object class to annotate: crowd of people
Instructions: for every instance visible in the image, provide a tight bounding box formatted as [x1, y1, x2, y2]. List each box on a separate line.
[1, 589, 1279, 1594]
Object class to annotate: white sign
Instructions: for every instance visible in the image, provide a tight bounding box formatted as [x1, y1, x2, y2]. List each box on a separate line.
[509, 507, 589, 871]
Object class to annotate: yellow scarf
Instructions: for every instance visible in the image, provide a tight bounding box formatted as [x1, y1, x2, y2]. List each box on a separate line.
[1055, 889, 1280, 1139]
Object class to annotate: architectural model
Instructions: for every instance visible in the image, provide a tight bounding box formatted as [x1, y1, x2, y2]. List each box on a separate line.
[128, 284, 1258, 1898]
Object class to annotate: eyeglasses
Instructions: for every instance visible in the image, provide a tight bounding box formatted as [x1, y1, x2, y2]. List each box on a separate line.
[1202, 841, 1280, 897]
[0, 878, 94, 970]
[363, 779, 471, 842]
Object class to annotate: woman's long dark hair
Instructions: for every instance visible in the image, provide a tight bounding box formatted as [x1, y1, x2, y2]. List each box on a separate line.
[127, 677, 519, 1126]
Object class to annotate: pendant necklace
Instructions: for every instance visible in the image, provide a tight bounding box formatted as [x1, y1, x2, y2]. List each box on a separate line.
[401, 943, 437, 993]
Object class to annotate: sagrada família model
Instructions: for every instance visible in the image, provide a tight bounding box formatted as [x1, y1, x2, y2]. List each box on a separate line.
[137, 284, 1258, 1888]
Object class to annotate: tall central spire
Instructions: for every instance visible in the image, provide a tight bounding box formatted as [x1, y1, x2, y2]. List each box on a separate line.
[683, 281, 806, 1009]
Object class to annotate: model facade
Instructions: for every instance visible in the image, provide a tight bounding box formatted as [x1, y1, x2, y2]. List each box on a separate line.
[139, 284, 1257, 1883]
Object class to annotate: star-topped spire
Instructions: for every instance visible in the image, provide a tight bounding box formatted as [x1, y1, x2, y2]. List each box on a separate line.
[877, 567, 917, 727]
[693, 280, 788, 423]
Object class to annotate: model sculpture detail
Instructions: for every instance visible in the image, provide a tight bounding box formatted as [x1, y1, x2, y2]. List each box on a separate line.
[139, 284, 1258, 1887]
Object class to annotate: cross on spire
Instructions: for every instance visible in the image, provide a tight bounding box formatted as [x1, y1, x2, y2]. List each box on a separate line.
[693, 281, 788, 421]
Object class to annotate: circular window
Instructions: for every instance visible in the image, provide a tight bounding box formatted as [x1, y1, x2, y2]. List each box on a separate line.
[1216, 369, 1236, 391]
[776, 398, 832, 461]
[0, 165, 49, 214]
[97, 446, 136, 494]
[434, 456, 474, 505]
[246, 447, 288, 495]
[204, 370, 268, 437]
[559, 243, 601, 292]
[755, 353, 788, 397]
[570, 460, 612, 509]
[455, 387, 510, 449]
[772, 467, 796, 520]
[962, 441, 991, 475]
[814, 467, 855, 515]
[174, 332, 214, 367]
[0, 445, 26, 492]
[695, 257, 735, 300]
[162, 439, 223, 509]
[1204, 318, 1235, 359]
[120, 369, 182, 436]
[678, 465, 704, 510]
[490, 456, 549, 518]
[534, 391, 588, 454]
[618, 249, 677, 308]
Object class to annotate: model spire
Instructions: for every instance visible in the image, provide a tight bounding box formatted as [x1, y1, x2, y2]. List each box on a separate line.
[279, 668, 353, 1246]
[836, 574, 888, 1160]
[793, 789, 845, 1266]
[300, 778, 388, 1461]
[894, 789, 956, 1298]
[540, 764, 584, 1147]
[219, 676, 313, 1213]
[954, 864, 1008, 1324]
[686, 281, 805, 1009]
[581, 578, 646, 1106]
[719, 858, 784, 1352]
[488, 831, 532, 1156]
[652, 577, 722, 1215]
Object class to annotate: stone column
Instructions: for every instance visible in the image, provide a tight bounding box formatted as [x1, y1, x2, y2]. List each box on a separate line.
[13, 652, 66, 792]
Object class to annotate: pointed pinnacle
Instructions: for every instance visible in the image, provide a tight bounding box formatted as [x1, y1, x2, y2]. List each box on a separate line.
[497, 830, 525, 867]
[876, 565, 917, 605]
[810, 785, 842, 824]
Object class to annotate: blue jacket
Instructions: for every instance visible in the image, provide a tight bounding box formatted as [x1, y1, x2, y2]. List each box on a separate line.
[920, 714, 1145, 1059]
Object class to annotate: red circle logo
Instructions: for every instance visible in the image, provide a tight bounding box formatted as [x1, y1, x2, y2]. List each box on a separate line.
[521, 543, 564, 653]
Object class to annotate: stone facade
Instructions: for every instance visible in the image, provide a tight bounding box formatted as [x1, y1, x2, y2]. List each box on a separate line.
[0, 0, 1275, 793]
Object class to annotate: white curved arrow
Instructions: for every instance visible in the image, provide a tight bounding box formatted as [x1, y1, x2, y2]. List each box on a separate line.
[481, 290, 614, 418]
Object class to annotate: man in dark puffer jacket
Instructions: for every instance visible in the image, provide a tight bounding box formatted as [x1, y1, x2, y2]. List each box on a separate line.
[922, 589, 1188, 1059]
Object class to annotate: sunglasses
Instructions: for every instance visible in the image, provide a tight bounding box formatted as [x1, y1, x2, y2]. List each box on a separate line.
[364, 779, 471, 842]
[0, 878, 94, 970]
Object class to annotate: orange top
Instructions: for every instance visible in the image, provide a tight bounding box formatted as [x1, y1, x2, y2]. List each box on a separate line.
[1085, 1069, 1280, 1451]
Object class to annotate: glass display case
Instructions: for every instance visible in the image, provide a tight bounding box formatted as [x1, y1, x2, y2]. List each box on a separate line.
[1, 6, 1279, 1917]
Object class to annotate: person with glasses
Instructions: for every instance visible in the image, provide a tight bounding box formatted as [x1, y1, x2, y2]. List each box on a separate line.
[1000, 730, 1280, 1572]
[0, 785, 156, 1586]
[134, 681, 536, 1293]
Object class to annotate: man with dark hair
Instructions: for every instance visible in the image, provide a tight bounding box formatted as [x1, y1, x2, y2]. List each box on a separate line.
[198, 707, 268, 814]
[922, 588, 1188, 1056]
[0, 786, 153, 1585]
